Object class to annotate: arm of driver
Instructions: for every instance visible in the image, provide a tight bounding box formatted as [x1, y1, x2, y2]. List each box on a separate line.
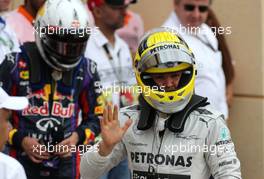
[80, 105, 132, 179]
[80, 140, 127, 179]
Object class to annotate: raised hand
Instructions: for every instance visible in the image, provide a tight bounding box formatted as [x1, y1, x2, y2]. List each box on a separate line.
[99, 105, 132, 156]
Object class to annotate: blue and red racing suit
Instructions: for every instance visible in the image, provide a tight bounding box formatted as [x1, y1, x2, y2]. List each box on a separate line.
[0, 42, 103, 179]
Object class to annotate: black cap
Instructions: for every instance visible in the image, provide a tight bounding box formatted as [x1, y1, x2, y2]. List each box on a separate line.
[105, 0, 137, 6]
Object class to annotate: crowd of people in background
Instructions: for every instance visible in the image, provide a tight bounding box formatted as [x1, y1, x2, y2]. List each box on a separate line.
[0, 0, 239, 179]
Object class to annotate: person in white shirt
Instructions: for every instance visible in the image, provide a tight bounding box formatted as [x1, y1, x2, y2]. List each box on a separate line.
[85, 0, 137, 178]
[86, 0, 137, 107]
[117, 9, 144, 57]
[0, 87, 28, 179]
[163, 0, 228, 119]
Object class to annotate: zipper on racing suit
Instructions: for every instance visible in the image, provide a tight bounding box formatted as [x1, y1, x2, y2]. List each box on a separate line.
[148, 113, 166, 179]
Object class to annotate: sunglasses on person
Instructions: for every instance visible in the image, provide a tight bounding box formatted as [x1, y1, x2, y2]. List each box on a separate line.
[184, 4, 209, 13]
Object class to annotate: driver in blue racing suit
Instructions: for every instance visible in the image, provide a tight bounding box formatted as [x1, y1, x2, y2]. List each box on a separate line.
[0, 0, 103, 178]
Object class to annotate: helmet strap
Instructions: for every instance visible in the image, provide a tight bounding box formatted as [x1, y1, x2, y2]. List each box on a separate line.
[137, 95, 157, 130]
[24, 42, 41, 84]
[166, 95, 209, 133]
[137, 94, 210, 133]
[62, 70, 74, 87]
[24, 42, 75, 87]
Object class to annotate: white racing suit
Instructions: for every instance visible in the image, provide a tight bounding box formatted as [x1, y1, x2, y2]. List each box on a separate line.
[81, 96, 241, 179]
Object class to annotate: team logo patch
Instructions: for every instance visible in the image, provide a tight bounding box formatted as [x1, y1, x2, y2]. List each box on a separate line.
[220, 127, 229, 140]
[94, 106, 103, 115]
[18, 61, 27, 68]
[36, 117, 61, 132]
[20, 71, 29, 80]
[132, 170, 190, 179]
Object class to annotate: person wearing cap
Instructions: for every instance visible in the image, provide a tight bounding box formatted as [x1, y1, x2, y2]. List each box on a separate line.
[85, 0, 137, 178]
[80, 27, 241, 179]
[0, 0, 103, 178]
[117, 2, 144, 57]
[85, 0, 137, 106]
[0, 87, 28, 179]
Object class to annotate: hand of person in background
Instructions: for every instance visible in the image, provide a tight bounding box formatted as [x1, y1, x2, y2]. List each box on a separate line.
[99, 105, 132, 156]
[54, 132, 79, 158]
[226, 82, 234, 108]
[22, 136, 50, 163]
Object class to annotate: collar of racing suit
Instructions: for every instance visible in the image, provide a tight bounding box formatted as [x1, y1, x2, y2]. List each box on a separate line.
[137, 94, 209, 133]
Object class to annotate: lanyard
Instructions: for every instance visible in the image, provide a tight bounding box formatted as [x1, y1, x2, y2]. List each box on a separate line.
[102, 44, 124, 84]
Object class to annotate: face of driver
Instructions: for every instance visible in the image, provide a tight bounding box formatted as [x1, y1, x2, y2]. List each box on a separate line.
[151, 71, 183, 92]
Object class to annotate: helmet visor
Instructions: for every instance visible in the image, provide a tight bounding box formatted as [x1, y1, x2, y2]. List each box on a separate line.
[136, 44, 194, 72]
[141, 65, 194, 92]
[40, 27, 90, 64]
